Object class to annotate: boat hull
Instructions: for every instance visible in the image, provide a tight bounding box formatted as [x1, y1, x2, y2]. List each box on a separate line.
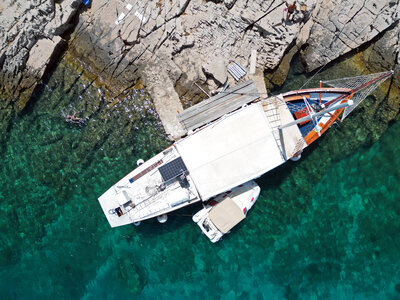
[282, 88, 353, 146]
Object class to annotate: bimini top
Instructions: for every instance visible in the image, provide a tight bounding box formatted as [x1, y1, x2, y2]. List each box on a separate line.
[175, 103, 285, 200]
[209, 197, 245, 234]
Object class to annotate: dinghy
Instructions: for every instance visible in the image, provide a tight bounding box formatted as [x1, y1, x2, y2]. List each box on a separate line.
[192, 181, 260, 243]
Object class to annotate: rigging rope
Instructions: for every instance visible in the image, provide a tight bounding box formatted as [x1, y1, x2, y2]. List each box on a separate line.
[322, 71, 393, 119]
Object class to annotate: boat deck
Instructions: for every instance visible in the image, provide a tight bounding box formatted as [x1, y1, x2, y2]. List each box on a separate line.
[98, 147, 201, 227]
[261, 95, 306, 160]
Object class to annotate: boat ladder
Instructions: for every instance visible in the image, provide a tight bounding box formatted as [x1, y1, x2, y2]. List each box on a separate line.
[261, 97, 285, 158]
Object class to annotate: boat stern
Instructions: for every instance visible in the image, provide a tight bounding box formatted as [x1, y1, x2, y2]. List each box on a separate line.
[98, 186, 135, 228]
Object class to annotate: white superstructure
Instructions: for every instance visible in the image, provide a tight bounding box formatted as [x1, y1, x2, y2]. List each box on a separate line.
[176, 103, 286, 200]
[98, 99, 300, 227]
[98, 72, 393, 229]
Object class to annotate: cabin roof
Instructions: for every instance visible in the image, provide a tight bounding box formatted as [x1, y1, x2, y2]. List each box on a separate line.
[175, 103, 285, 200]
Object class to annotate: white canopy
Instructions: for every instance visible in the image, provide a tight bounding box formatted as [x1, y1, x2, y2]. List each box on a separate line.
[209, 197, 245, 234]
[175, 103, 285, 200]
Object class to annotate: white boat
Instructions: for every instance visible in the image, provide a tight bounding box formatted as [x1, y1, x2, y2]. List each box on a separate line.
[192, 180, 260, 243]
[98, 71, 392, 228]
[98, 146, 201, 227]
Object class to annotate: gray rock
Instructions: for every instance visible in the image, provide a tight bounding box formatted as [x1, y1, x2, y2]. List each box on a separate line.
[0, 0, 80, 108]
[224, 0, 237, 9]
[302, 0, 399, 72]
[64, 0, 400, 138]
[202, 57, 228, 85]
[1, 0, 399, 140]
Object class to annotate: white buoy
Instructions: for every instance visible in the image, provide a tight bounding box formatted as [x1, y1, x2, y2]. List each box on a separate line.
[137, 159, 144, 166]
[157, 214, 168, 223]
[133, 221, 141, 226]
[290, 154, 301, 161]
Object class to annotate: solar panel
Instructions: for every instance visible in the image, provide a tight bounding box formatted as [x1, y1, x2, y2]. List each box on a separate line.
[159, 157, 188, 182]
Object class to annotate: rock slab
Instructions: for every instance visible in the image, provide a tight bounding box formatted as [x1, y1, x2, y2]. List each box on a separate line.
[0, 0, 81, 108]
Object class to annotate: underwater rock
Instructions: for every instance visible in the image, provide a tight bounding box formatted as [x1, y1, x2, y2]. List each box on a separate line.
[265, 46, 298, 90]
[114, 257, 145, 295]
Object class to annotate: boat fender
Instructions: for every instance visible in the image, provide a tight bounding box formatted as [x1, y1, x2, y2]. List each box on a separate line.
[290, 151, 302, 162]
[290, 154, 301, 161]
[192, 214, 200, 223]
[137, 159, 144, 166]
[133, 221, 141, 226]
[157, 214, 168, 223]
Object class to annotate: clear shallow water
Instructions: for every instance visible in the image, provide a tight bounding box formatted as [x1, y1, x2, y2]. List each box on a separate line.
[0, 58, 399, 299]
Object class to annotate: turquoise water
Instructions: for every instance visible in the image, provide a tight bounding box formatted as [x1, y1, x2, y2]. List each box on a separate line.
[1, 59, 399, 299]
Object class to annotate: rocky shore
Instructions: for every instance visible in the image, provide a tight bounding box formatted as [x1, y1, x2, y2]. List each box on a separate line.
[0, 0, 399, 139]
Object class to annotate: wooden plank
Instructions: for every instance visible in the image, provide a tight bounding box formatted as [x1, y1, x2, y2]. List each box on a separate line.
[183, 90, 257, 124]
[249, 50, 257, 74]
[180, 83, 258, 123]
[129, 159, 163, 183]
[202, 80, 254, 104]
[179, 80, 255, 120]
[284, 94, 310, 101]
[184, 93, 257, 127]
[196, 80, 254, 105]
[179, 84, 260, 131]
[181, 88, 257, 125]
[179, 91, 247, 122]
[194, 90, 257, 118]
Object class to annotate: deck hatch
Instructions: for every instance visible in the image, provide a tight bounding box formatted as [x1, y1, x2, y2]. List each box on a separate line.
[159, 157, 188, 182]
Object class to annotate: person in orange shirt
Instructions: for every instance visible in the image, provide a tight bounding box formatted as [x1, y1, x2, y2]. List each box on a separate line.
[285, 1, 297, 21]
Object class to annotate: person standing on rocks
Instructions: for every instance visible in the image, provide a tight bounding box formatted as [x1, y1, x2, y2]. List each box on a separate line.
[285, 1, 297, 21]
